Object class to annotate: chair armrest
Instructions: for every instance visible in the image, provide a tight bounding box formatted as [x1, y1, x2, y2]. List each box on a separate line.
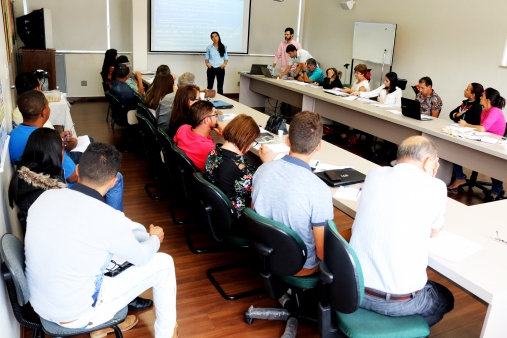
[319, 261, 333, 284]
[252, 241, 273, 257]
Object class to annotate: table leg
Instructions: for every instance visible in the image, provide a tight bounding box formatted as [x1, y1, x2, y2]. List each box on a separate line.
[239, 76, 265, 108]
[480, 301, 507, 337]
[435, 158, 452, 185]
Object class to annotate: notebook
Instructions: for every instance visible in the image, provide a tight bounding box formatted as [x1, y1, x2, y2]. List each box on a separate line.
[210, 100, 234, 109]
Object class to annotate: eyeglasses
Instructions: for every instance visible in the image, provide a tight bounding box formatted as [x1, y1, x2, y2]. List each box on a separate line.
[495, 231, 507, 244]
[199, 113, 218, 124]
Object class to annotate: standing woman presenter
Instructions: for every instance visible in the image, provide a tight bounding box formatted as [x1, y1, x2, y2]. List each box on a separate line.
[205, 31, 228, 95]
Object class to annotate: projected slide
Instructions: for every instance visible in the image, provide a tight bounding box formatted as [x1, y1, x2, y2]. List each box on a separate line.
[151, 0, 251, 53]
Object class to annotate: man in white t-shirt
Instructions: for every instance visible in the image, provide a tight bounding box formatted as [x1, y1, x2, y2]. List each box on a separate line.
[350, 136, 454, 326]
[275, 44, 313, 79]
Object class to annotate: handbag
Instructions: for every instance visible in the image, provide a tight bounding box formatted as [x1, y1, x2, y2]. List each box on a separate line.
[265, 114, 288, 135]
[204, 89, 216, 98]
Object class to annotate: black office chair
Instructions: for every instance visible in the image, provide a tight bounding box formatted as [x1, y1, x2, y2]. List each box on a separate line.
[136, 113, 167, 199]
[242, 208, 320, 337]
[102, 81, 111, 122]
[0, 234, 127, 338]
[193, 172, 262, 300]
[170, 142, 202, 227]
[137, 103, 157, 127]
[105, 91, 128, 130]
[318, 221, 430, 338]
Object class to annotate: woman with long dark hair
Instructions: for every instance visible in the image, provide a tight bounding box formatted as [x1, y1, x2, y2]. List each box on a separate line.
[168, 84, 200, 138]
[8, 128, 67, 233]
[144, 72, 175, 111]
[352, 72, 401, 107]
[448, 83, 484, 125]
[449, 87, 506, 201]
[100, 48, 117, 87]
[205, 31, 228, 95]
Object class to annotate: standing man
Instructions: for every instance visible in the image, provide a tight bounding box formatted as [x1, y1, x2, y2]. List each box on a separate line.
[350, 136, 454, 326]
[272, 27, 301, 75]
[416, 76, 443, 117]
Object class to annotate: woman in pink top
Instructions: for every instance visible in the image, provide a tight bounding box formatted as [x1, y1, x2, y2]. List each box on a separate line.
[454, 88, 506, 201]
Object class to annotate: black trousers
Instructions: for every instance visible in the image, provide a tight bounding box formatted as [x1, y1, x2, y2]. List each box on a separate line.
[207, 67, 225, 94]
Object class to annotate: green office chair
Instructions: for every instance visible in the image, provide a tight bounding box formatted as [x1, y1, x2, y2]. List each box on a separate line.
[318, 220, 430, 338]
[137, 103, 157, 127]
[1, 234, 127, 338]
[242, 208, 320, 338]
[192, 172, 262, 300]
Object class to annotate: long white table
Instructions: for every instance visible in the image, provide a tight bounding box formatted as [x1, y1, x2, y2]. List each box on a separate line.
[239, 74, 507, 184]
[48, 94, 76, 135]
[217, 93, 507, 338]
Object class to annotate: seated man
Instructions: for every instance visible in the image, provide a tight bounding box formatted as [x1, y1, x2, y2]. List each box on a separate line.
[173, 100, 224, 172]
[12, 72, 55, 129]
[9, 90, 124, 211]
[275, 44, 313, 79]
[25, 142, 177, 338]
[110, 63, 138, 108]
[252, 111, 333, 276]
[350, 136, 454, 326]
[416, 76, 443, 117]
[115, 55, 145, 95]
[156, 72, 197, 129]
[297, 58, 325, 83]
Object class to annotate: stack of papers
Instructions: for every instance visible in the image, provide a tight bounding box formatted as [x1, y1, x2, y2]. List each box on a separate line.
[387, 110, 402, 115]
[371, 103, 393, 108]
[428, 231, 483, 262]
[221, 113, 237, 121]
[333, 186, 362, 201]
[341, 96, 357, 101]
[70, 135, 91, 153]
[442, 124, 500, 143]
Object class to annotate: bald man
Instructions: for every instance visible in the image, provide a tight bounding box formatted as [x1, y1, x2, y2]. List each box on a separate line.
[349, 136, 454, 326]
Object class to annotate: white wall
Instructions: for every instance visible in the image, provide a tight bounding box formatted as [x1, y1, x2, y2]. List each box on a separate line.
[303, 0, 507, 117]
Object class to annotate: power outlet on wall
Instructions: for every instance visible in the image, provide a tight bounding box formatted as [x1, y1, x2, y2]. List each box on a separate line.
[81, 81, 87, 86]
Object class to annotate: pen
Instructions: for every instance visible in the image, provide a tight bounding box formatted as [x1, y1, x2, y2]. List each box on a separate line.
[356, 188, 362, 198]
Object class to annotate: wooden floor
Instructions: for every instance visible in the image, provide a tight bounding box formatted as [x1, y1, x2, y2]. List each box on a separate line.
[25, 101, 488, 337]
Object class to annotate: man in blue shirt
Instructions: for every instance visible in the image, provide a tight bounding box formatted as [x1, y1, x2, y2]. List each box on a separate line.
[9, 90, 125, 212]
[298, 58, 325, 84]
[110, 63, 136, 108]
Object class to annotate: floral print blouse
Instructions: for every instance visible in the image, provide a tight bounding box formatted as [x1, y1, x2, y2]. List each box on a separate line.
[205, 145, 256, 218]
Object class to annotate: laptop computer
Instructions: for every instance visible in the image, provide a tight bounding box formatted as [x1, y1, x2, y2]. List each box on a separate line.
[260, 67, 275, 78]
[247, 64, 268, 75]
[315, 168, 366, 187]
[210, 100, 234, 109]
[401, 98, 433, 121]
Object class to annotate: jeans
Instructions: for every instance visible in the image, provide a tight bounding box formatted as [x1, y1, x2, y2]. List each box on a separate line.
[105, 173, 124, 212]
[453, 164, 466, 180]
[207, 67, 225, 94]
[360, 280, 454, 326]
[58, 253, 177, 337]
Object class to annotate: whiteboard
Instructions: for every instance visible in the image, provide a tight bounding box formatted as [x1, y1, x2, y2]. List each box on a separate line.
[352, 22, 397, 65]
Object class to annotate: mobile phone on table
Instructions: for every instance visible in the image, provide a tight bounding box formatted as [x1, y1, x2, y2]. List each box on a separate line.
[324, 171, 341, 182]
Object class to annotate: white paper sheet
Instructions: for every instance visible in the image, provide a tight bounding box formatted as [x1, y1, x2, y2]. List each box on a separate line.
[313, 163, 353, 173]
[254, 143, 290, 153]
[371, 103, 393, 108]
[274, 153, 289, 160]
[428, 231, 483, 262]
[387, 110, 402, 115]
[341, 96, 357, 101]
[70, 135, 91, 153]
[480, 136, 498, 144]
[333, 186, 362, 201]
[221, 113, 237, 121]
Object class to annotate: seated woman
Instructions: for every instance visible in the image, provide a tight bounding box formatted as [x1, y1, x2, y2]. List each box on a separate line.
[100, 48, 117, 88]
[351, 72, 402, 107]
[8, 128, 67, 234]
[317, 67, 343, 89]
[205, 114, 274, 218]
[144, 72, 175, 111]
[448, 83, 484, 125]
[447, 87, 506, 201]
[341, 64, 370, 94]
[167, 84, 200, 138]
